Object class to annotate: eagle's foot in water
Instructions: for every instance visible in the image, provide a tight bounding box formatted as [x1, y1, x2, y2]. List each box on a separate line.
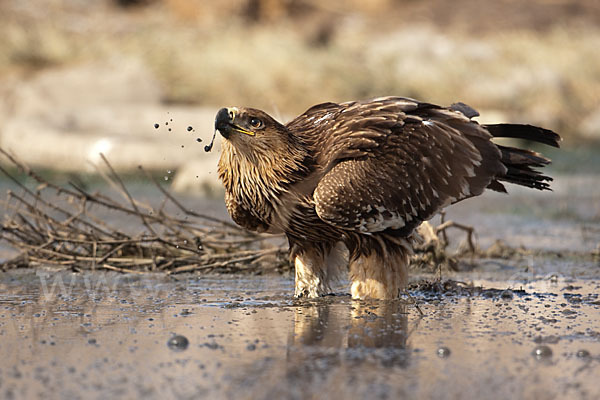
[294, 256, 332, 299]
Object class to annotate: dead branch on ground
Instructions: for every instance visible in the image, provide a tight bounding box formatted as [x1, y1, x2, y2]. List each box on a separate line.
[0, 149, 288, 274]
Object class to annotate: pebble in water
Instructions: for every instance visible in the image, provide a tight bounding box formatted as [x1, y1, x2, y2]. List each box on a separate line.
[576, 349, 590, 358]
[196, 138, 202, 143]
[154, 123, 159, 129]
[437, 347, 451, 358]
[187, 126, 193, 132]
[532, 345, 552, 360]
[167, 335, 189, 351]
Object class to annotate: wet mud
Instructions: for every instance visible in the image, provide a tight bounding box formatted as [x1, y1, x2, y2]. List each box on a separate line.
[1, 271, 599, 399]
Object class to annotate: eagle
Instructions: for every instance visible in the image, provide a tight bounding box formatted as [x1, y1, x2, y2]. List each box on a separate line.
[211, 97, 560, 299]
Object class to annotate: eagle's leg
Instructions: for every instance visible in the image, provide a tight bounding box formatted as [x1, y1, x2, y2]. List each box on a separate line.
[349, 246, 409, 300]
[293, 242, 347, 298]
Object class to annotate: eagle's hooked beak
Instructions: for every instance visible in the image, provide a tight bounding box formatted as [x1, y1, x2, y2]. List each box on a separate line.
[215, 107, 255, 138]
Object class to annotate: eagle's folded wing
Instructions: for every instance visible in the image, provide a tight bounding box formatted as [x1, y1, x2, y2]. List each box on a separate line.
[311, 97, 504, 235]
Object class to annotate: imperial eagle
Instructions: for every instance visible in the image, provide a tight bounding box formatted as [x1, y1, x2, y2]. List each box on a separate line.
[211, 97, 560, 299]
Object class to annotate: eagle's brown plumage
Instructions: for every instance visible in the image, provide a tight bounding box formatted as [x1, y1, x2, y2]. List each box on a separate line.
[213, 97, 560, 299]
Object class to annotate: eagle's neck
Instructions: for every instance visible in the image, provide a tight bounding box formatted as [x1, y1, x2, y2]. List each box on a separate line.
[218, 138, 311, 228]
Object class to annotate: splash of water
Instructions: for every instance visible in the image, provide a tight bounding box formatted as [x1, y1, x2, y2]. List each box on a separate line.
[204, 129, 218, 152]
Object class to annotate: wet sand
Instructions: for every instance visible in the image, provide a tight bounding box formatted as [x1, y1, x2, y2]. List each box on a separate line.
[1, 271, 599, 400]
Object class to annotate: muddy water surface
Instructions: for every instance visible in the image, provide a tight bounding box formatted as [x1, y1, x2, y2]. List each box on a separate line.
[1, 271, 599, 399]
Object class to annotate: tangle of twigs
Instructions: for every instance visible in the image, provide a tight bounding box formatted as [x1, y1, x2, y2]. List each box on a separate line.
[0, 149, 288, 274]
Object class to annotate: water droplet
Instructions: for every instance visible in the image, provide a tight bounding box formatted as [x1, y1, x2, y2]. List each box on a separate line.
[183, 240, 188, 244]
[437, 347, 451, 358]
[164, 176, 169, 181]
[576, 349, 590, 358]
[167, 335, 189, 351]
[167, 170, 172, 174]
[500, 290, 513, 300]
[154, 123, 159, 129]
[187, 126, 193, 132]
[532, 345, 552, 360]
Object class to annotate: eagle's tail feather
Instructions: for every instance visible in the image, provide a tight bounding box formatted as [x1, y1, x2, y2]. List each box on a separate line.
[484, 123, 561, 148]
[493, 144, 556, 191]
[483, 123, 560, 192]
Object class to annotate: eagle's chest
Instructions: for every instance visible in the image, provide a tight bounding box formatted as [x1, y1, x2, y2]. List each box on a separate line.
[225, 190, 275, 233]
[218, 144, 317, 235]
[225, 185, 311, 236]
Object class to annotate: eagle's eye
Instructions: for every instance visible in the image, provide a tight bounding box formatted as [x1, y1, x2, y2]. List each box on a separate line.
[249, 118, 263, 129]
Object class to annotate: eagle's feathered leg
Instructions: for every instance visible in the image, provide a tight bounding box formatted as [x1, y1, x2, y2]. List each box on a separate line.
[348, 236, 412, 299]
[292, 241, 347, 298]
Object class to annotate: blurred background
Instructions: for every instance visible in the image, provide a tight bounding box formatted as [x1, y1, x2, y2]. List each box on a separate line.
[0, 0, 599, 192]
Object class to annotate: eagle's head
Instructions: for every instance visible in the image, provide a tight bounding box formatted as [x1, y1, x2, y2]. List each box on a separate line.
[214, 106, 311, 198]
[214, 107, 291, 157]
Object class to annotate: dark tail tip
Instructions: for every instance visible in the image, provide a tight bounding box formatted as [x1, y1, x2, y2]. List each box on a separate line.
[484, 124, 561, 148]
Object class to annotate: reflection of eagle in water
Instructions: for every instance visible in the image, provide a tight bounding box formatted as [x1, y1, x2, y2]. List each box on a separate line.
[213, 97, 560, 299]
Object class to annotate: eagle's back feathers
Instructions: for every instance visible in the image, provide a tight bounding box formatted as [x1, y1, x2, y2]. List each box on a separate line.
[288, 97, 505, 238]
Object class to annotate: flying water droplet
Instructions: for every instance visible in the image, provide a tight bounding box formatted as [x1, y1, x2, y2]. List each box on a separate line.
[205, 130, 218, 152]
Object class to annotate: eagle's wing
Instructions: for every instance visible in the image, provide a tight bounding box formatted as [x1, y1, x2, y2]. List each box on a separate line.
[295, 97, 506, 235]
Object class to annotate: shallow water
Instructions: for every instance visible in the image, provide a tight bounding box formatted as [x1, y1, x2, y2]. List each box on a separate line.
[1, 271, 599, 400]
[1, 166, 599, 399]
